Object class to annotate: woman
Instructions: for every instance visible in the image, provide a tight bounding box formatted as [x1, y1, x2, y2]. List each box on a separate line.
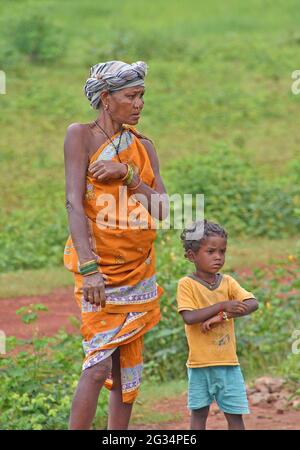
[63, 60, 168, 430]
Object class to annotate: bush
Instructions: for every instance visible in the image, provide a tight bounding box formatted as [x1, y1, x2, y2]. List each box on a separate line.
[0, 146, 299, 272]
[88, 30, 189, 63]
[0, 329, 109, 430]
[164, 144, 300, 238]
[11, 13, 65, 63]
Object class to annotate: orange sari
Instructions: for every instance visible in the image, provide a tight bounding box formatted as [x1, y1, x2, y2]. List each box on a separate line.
[63, 126, 163, 403]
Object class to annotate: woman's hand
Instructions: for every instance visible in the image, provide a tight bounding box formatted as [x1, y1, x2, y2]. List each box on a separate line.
[88, 161, 127, 182]
[82, 272, 107, 307]
[201, 314, 222, 333]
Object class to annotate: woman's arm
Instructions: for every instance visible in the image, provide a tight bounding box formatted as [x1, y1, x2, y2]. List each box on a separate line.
[64, 123, 96, 263]
[64, 123, 105, 307]
[128, 139, 169, 221]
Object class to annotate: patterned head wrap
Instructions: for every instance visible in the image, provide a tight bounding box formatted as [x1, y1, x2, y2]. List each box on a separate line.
[84, 60, 148, 110]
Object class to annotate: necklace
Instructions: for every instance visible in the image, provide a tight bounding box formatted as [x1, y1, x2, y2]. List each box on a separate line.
[94, 120, 124, 162]
[194, 272, 218, 289]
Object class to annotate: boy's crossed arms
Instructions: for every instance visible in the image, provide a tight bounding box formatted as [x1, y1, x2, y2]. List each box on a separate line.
[180, 298, 258, 333]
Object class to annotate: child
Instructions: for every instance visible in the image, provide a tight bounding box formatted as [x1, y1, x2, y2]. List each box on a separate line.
[176, 219, 258, 430]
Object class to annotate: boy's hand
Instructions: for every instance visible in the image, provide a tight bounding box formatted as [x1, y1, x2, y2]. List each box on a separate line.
[222, 300, 248, 315]
[201, 314, 222, 333]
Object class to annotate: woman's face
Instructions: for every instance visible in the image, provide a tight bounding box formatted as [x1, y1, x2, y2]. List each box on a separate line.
[105, 86, 145, 125]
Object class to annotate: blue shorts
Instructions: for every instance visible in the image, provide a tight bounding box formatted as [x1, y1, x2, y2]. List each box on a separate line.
[188, 365, 249, 415]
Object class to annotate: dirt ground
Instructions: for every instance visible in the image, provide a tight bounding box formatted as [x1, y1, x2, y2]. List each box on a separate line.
[132, 394, 300, 430]
[0, 288, 299, 430]
[0, 287, 81, 340]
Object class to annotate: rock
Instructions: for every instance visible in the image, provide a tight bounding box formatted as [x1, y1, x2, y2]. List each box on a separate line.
[254, 378, 270, 393]
[266, 393, 277, 403]
[254, 377, 285, 394]
[250, 392, 269, 406]
[275, 399, 288, 414]
[280, 390, 292, 401]
[247, 387, 257, 396]
[268, 378, 285, 393]
[291, 399, 300, 409]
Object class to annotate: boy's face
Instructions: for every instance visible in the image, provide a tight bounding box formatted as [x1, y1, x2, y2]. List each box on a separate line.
[187, 235, 227, 274]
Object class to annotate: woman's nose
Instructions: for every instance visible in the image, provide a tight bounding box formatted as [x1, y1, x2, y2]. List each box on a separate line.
[134, 98, 144, 110]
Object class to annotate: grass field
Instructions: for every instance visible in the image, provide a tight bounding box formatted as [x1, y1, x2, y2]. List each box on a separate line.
[0, 236, 296, 298]
[1, 0, 300, 282]
[0, 2, 300, 429]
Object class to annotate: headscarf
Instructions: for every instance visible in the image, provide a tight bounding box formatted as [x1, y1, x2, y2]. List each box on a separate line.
[84, 60, 148, 110]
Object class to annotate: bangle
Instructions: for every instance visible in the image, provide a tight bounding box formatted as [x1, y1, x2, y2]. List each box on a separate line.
[128, 177, 142, 191]
[121, 163, 129, 181]
[223, 312, 229, 322]
[80, 265, 98, 275]
[123, 164, 134, 185]
[219, 311, 229, 322]
[79, 259, 98, 275]
[82, 269, 99, 277]
[80, 259, 97, 268]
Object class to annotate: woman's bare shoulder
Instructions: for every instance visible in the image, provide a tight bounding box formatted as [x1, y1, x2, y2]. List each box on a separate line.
[65, 122, 93, 138]
[64, 122, 95, 151]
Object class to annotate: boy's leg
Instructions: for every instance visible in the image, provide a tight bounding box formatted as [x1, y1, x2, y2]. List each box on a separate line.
[188, 367, 213, 430]
[190, 406, 210, 430]
[214, 366, 249, 430]
[224, 413, 245, 430]
[108, 347, 133, 430]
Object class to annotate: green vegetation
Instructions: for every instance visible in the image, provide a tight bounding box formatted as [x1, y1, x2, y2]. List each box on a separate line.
[1, 253, 299, 429]
[0, 0, 299, 429]
[165, 147, 300, 237]
[1, 0, 300, 271]
[0, 330, 108, 430]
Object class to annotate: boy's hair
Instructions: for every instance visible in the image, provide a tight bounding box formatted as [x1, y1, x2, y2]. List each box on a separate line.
[180, 219, 228, 257]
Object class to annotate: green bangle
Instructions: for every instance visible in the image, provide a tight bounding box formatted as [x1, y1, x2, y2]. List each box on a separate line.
[82, 269, 99, 277]
[124, 165, 134, 185]
[80, 262, 98, 275]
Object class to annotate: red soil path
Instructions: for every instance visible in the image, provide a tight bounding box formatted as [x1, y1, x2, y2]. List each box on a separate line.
[132, 394, 300, 430]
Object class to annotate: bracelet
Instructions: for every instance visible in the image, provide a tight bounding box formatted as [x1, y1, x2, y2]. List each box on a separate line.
[120, 163, 129, 181]
[79, 259, 98, 275]
[128, 177, 142, 191]
[223, 312, 229, 322]
[80, 265, 98, 275]
[219, 310, 229, 322]
[80, 259, 97, 268]
[123, 164, 134, 185]
[82, 269, 99, 277]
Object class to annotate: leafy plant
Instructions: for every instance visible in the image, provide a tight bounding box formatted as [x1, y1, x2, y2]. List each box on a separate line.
[11, 13, 65, 63]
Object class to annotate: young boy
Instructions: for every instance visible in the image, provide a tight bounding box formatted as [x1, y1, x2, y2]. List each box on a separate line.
[176, 220, 258, 430]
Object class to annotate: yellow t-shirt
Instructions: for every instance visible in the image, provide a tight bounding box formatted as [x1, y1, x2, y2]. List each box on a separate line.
[176, 273, 254, 368]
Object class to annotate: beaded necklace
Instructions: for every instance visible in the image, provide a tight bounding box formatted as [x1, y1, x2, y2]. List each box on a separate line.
[94, 120, 124, 163]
